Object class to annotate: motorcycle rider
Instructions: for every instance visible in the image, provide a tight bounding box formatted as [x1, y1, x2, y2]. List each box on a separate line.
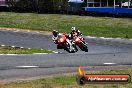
[52, 30, 59, 44]
[69, 27, 76, 40]
[52, 30, 73, 50]
[68, 27, 80, 51]
[69, 27, 88, 52]
[69, 27, 86, 45]
[63, 32, 74, 50]
[69, 27, 82, 39]
[76, 29, 82, 37]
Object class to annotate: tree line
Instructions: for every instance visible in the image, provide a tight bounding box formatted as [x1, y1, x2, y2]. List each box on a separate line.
[6, 0, 68, 13]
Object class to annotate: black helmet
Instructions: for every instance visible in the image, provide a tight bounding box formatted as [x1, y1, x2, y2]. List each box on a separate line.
[52, 30, 58, 37]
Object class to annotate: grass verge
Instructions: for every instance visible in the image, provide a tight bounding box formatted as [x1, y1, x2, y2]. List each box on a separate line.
[0, 46, 53, 54]
[0, 12, 132, 38]
[0, 68, 132, 88]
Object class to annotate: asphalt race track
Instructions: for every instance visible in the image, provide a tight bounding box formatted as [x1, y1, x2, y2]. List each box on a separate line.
[0, 30, 132, 81]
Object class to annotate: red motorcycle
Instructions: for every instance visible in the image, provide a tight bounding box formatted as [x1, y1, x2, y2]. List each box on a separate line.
[74, 36, 88, 52]
[57, 33, 77, 53]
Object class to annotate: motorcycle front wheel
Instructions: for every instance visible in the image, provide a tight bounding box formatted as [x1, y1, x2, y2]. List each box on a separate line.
[80, 42, 88, 52]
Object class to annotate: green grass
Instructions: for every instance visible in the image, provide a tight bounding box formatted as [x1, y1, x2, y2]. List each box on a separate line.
[0, 46, 53, 54]
[0, 68, 132, 88]
[0, 12, 132, 38]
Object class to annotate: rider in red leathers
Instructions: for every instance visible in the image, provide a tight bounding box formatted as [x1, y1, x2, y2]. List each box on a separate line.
[69, 27, 86, 45]
[52, 30, 73, 50]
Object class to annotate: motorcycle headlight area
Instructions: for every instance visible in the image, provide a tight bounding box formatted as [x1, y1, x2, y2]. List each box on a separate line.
[75, 38, 80, 42]
[60, 38, 64, 42]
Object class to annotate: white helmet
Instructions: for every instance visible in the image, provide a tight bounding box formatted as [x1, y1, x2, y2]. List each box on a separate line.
[71, 27, 76, 32]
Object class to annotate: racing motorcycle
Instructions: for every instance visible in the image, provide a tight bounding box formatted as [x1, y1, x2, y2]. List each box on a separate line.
[57, 33, 77, 53]
[73, 36, 88, 52]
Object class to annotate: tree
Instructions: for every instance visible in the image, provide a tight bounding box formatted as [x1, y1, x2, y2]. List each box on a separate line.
[6, 0, 68, 13]
[6, 0, 17, 11]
